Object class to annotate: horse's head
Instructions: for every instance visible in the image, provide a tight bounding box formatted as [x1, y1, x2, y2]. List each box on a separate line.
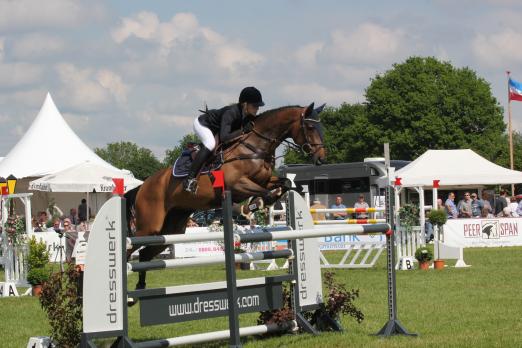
[290, 102, 327, 165]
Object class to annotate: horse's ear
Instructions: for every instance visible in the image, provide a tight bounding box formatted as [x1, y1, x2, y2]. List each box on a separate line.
[304, 102, 315, 117]
[314, 103, 326, 114]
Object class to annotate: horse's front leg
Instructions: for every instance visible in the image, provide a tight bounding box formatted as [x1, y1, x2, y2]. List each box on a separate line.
[233, 177, 275, 218]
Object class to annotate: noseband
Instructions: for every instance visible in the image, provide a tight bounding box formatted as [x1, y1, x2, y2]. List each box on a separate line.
[299, 113, 324, 157]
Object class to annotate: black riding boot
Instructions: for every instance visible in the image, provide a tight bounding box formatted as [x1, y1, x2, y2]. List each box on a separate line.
[183, 147, 212, 193]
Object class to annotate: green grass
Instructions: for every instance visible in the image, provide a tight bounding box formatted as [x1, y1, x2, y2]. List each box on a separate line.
[2, 247, 522, 347]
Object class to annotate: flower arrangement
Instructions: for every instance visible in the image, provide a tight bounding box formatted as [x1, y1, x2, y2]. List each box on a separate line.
[415, 246, 433, 263]
[4, 214, 27, 246]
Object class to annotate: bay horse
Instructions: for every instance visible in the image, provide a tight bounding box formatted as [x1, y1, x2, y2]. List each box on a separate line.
[125, 103, 326, 290]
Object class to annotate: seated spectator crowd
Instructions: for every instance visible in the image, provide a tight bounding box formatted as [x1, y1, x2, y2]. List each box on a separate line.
[444, 190, 522, 219]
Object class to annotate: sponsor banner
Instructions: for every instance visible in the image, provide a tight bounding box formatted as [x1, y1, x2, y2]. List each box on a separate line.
[444, 218, 522, 247]
[139, 283, 283, 325]
[318, 233, 385, 250]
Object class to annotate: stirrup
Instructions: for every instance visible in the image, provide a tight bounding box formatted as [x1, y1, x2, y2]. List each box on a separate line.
[183, 178, 198, 193]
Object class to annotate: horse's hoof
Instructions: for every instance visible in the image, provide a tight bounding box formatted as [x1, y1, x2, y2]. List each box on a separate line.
[241, 204, 253, 220]
[128, 297, 138, 307]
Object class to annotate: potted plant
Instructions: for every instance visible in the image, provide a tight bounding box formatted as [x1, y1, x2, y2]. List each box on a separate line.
[414, 246, 433, 270]
[428, 209, 448, 269]
[27, 267, 50, 296]
[28, 237, 50, 295]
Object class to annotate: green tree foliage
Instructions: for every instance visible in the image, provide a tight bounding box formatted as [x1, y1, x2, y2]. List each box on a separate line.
[284, 56, 507, 165]
[365, 56, 505, 161]
[95, 141, 162, 180]
[163, 133, 200, 167]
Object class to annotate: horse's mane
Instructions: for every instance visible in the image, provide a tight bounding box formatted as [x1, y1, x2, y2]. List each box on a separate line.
[256, 105, 301, 122]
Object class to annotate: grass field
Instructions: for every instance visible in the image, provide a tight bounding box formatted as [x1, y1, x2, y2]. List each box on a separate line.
[2, 246, 522, 348]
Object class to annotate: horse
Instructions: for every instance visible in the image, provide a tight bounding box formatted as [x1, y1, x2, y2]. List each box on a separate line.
[125, 102, 326, 290]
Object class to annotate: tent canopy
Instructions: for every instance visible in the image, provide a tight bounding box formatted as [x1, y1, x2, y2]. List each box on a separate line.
[28, 161, 142, 193]
[394, 149, 522, 188]
[0, 93, 120, 178]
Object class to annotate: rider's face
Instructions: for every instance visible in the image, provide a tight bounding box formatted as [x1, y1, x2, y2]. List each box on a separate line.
[243, 103, 259, 117]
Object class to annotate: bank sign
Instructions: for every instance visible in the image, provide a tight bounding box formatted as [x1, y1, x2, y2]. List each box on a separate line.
[444, 218, 522, 247]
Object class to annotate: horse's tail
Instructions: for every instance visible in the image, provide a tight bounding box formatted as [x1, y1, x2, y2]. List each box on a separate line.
[124, 185, 141, 235]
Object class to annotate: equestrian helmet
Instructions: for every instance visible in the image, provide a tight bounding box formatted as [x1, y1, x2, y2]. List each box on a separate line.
[239, 86, 264, 107]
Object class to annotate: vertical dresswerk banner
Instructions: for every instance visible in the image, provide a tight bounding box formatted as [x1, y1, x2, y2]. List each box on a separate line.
[443, 218, 522, 247]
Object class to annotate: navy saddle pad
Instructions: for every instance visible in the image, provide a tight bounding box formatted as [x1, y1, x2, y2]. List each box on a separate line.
[172, 150, 222, 177]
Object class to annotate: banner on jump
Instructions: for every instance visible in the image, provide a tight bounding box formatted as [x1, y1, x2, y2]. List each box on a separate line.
[444, 218, 522, 247]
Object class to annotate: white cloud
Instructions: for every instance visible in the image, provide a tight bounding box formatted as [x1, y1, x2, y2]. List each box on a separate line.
[472, 29, 522, 68]
[55, 64, 129, 110]
[0, 62, 43, 87]
[321, 23, 406, 64]
[0, 38, 4, 61]
[62, 112, 90, 131]
[294, 42, 324, 68]
[96, 70, 129, 104]
[281, 83, 362, 105]
[0, 0, 105, 31]
[111, 11, 263, 74]
[11, 33, 65, 59]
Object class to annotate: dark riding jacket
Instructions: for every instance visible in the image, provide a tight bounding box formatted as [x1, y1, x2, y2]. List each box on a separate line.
[198, 104, 248, 143]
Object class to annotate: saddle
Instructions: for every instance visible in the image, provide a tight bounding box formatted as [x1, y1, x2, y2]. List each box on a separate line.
[172, 146, 223, 178]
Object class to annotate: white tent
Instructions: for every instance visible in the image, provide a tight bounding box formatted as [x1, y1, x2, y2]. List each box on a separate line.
[0, 93, 120, 178]
[28, 161, 142, 193]
[395, 149, 522, 188]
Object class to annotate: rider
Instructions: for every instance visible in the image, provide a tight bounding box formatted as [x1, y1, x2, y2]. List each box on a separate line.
[183, 86, 265, 193]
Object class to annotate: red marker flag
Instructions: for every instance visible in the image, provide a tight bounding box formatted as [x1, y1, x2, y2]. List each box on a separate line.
[0, 186, 8, 195]
[211, 170, 225, 191]
[112, 178, 124, 195]
[394, 177, 402, 186]
[433, 179, 440, 189]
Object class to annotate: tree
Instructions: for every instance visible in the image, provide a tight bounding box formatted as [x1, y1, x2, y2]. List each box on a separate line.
[365, 56, 505, 161]
[163, 133, 200, 167]
[95, 141, 162, 180]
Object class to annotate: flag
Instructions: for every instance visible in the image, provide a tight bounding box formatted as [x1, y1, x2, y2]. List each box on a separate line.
[211, 170, 225, 190]
[112, 178, 124, 195]
[509, 78, 522, 102]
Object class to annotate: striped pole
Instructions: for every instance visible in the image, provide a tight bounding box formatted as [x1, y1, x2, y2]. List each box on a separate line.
[238, 224, 390, 243]
[134, 321, 297, 348]
[127, 249, 293, 272]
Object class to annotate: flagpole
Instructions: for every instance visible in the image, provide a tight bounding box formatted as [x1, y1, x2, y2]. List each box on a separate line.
[507, 71, 515, 195]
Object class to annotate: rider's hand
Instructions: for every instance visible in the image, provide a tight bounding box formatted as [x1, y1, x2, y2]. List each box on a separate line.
[243, 121, 254, 133]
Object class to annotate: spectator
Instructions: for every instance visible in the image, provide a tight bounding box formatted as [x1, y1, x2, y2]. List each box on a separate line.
[494, 190, 508, 216]
[482, 192, 493, 215]
[481, 207, 494, 218]
[186, 217, 199, 227]
[445, 192, 458, 219]
[508, 196, 519, 217]
[38, 211, 49, 225]
[68, 208, 79, 225]
[63, 218, 75, 232]
[78, 199, 91, 223]
[48, 218, 62, 232]
[32, 217, 43, 232]
[330, 196, 347, 220]
[354, 194, 370, 219]
[470, 193, 483, 218]
[437, 198, 444, 210]
[457, 192, 472, 218]
[310, 198, 327, 221]
[516, 195, 522, 216]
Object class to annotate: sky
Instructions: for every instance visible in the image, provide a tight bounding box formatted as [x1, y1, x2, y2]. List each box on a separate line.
[1, 0, 522, 161]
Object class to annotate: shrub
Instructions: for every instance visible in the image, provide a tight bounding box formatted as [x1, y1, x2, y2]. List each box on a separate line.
[27, 267, 50, 286]
[28, 237, 50, 270]
[415, 247, 433, 263]
[40, 263, 82, 348]
[428, 209, 447, 227]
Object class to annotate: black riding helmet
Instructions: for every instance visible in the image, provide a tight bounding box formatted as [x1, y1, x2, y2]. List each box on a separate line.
[239, 86, 264, 107]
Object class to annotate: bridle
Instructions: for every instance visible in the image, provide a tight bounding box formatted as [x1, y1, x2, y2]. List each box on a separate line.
[222, 108, 324, 165]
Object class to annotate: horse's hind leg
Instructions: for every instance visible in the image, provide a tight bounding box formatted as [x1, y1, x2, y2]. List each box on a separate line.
[135, 245, 169, 289]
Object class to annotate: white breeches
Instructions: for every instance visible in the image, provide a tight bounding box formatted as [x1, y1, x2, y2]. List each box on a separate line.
[193, 117, 216, 151]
